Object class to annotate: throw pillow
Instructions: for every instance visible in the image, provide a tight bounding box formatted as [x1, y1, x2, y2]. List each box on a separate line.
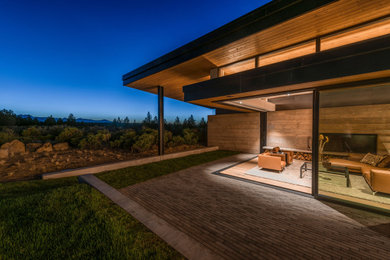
[377, 155, 390, 168]
[360, 153, 382, 167]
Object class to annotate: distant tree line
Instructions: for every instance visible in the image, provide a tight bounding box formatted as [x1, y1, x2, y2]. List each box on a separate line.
[0, 109, 208, 151]
[0, 109, 91, 127]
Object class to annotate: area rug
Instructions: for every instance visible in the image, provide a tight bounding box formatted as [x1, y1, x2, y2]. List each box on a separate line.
[319, 172, 390, 205]
[246, 160, 311, 187]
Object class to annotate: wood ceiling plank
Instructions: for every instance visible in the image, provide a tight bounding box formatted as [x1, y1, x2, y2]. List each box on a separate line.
[125, 0, 390, 101]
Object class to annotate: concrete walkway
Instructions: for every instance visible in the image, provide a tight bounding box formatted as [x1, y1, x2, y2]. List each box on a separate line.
[43, 146, 218, 179]
[119, 154, 390, 259]
[79, 174, 221, 260]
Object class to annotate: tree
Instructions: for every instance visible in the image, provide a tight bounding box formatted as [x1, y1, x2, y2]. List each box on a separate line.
[152, 116, 158, 129]
[187, 115, 196, 128]
[172, 116, 182, 135]
[123, 116, 130, 125]
[145, 112, 152, 123]
[0, 109, 16, 126]
[44, 115, 56, 126]
[117, 117, 122, 124]
[199, 117, 207, 128]
[174, 116, 180, 125]
[182, 119, 188, 128]
[57, 118, 64, 125]
[33, 118, 40, 125]
[198, 117, 207, 146]
[143, 112, 152, 127]
[67, 113, 76, 126]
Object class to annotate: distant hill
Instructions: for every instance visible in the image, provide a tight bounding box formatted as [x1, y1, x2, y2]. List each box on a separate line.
[18, 115, 112, 124]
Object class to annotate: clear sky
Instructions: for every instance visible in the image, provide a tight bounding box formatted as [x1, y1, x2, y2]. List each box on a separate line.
[0, 0, 270, 122]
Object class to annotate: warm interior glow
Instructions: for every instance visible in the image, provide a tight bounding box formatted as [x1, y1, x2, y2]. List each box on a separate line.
[221, 91, 312, 112]
[258, 40, 316, 67]
[214, 17, 390, 78]
[321, 17, 390, 51]
[222, 98, 275, 112]
[220, 58, 255, 76]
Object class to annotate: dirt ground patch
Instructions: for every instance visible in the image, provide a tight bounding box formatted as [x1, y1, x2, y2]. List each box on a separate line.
[0, 145, 203, 182]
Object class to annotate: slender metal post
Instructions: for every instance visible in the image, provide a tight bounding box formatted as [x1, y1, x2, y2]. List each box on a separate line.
[260, 112, 267, 153]
[312, 90, 320, 197]
[158, 86, 164, 155]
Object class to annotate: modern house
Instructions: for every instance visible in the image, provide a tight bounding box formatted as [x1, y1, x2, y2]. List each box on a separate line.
[123, 0, 390, 212]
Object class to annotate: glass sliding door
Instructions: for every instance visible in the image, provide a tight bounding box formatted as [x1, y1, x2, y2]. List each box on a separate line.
[318, 84, 390, 211]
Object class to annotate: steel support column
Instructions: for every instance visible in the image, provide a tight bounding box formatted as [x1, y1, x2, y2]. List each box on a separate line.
[158, 86, 164, 155]
[260, 112, 267, 153]
[312, 90, 320, 197]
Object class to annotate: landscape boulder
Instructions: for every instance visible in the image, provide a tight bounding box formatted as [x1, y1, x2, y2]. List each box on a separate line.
[0, 149, 8, 159]
[53, 142, 69, 151]
[26, 143, 42, 152]
[36, 142, 53, 153]
[0, 140, 25, 157]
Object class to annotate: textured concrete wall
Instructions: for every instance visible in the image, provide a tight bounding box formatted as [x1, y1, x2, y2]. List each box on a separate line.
[208, 113, 260, 153]
[267, 109, 312, 151]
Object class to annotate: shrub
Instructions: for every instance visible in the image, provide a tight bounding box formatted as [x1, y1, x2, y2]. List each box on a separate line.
[22, 127, 41, 138]
[164, 130, 172, 146]
[21, 126, 43, 143]
[183, 128, 198, 145]
[79, 130, 111, 150]
[170, 135, 185, 147]
[132, 133, 155, 152]
[0, 129, 16, 145]
[56, 127, 83, 147]
[110, 129, 137, 150]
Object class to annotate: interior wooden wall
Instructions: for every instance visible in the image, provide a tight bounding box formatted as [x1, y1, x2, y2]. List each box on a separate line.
[265, 104, 390, 155]
[208, 104, 390, 155]
[208, 113, 260, 154]
[267, 109, 313, 151]
[319, 104, 390, 155]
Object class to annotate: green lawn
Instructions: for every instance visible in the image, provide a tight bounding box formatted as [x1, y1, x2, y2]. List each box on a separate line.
[0, 150, 238, 259]
[97, 150, 239, 189]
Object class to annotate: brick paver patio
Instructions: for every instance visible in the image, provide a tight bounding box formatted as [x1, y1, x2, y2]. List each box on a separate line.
[120, 154, 390, 259]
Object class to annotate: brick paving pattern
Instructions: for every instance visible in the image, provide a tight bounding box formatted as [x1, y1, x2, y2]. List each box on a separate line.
[120, 154, 390, 259]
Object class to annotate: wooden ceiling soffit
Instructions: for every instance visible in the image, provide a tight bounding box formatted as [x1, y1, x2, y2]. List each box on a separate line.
[183, 35, 390, 102]
[122, 0, 336, 85]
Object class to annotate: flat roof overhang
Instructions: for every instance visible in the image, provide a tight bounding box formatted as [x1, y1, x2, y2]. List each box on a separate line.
[182, 35, 390, 111]
[122, 0, 390, 102]
[122, 0, 335, 85]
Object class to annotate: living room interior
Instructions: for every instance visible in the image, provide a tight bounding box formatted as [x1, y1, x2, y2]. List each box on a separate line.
[318, 84, 390, 210]
[218, 84, 390, 211]
[219, 91, 314, 194]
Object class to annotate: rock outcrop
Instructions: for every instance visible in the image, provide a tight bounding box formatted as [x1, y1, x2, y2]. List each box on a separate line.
[26, 143, 42, 152]
[53, 142, 69, 151]
[36, 142, 53, 153]
[0, 140, 25, 157]
[0, 148, 8, 159]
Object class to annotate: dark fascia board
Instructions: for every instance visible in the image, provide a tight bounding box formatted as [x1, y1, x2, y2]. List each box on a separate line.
[183, 35, 390, 101]
[122, 0, 337, 85]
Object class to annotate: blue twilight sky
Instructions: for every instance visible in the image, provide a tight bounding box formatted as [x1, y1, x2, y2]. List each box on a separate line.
[0, 0, 270, 122]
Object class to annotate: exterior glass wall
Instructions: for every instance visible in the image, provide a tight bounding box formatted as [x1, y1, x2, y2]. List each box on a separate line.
[318, 85, 390, 211]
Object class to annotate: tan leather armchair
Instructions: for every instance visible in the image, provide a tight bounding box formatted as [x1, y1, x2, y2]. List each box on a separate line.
[258, 153, 286, 172]
[369, 169, 390, 195]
